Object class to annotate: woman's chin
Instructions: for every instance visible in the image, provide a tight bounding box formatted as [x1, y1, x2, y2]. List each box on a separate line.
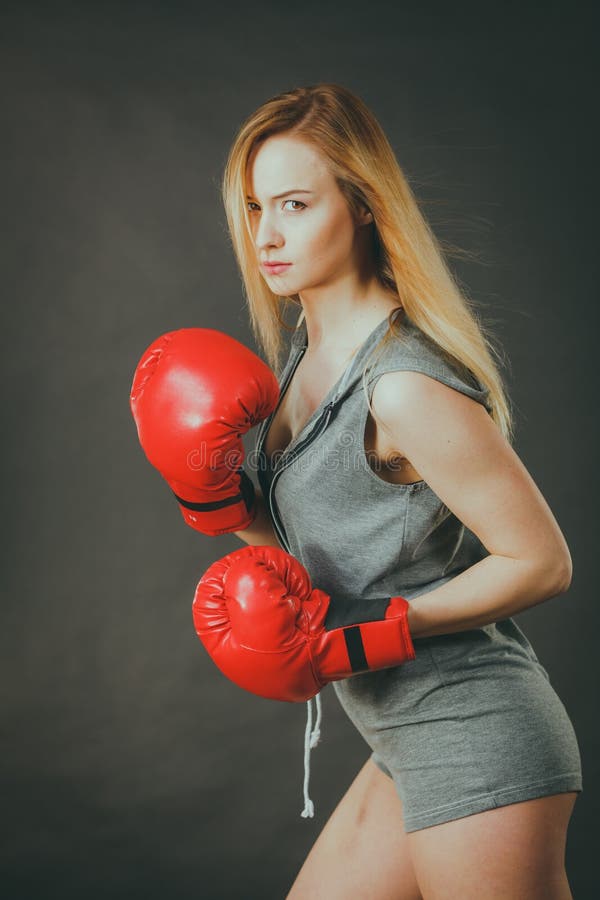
[267, 278, 303, 297]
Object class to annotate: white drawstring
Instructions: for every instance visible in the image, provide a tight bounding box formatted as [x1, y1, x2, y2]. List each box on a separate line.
[300, 691, 323, 818]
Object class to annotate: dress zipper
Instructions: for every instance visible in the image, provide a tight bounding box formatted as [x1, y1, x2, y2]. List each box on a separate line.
[258, 342, 340, 821]
[267, 400, 335, 553]
[265, 394, 334, 819]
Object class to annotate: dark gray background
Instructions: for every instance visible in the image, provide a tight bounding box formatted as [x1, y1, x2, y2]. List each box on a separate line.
[2, 1, 597, 897]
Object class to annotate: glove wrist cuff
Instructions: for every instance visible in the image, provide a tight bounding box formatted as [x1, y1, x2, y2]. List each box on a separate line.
[174, 469, 257, 535]
[316, 594, 416, 682]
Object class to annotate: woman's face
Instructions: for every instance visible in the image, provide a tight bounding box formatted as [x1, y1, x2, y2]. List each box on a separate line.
[245, 134, 371, 295]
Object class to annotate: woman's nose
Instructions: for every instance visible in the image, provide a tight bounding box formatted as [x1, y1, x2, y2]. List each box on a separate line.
[255, 213, 283, 248]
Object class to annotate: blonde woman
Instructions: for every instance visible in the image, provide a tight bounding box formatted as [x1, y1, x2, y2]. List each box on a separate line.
[134, 82, 582, 899]
[214, 83, 585, 899]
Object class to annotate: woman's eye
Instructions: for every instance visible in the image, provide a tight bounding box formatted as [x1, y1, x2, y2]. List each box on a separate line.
[283, 199, 306, 211]
[246, 200, 306, 212]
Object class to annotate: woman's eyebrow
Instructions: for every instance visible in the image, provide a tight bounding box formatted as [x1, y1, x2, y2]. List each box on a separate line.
[246, 189, 315, 200]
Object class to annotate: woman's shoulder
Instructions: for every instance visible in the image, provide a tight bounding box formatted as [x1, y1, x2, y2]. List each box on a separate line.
[365, 313, 493, 412]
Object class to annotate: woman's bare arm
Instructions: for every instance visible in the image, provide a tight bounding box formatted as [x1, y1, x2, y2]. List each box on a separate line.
[370, 370, 573, 639]
[234, 485, 282, 548]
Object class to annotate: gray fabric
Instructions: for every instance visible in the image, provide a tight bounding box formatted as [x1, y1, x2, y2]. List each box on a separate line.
[256, 308, 583, 831]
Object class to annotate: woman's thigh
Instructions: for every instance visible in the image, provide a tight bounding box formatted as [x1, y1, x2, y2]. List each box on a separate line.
[286, 757, 422, 900]
[406, 791, 578, 900]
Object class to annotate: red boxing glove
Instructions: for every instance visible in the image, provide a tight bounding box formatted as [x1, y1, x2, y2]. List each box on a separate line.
[192, 545, 416, 702]
[130, 329, 279, 536]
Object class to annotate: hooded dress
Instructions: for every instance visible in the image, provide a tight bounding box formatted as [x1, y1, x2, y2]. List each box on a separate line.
[255, 306, 583, 830]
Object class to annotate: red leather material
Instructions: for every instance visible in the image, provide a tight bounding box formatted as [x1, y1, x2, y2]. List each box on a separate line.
[193, 546, 323, 701]
[192, 545, 416, 703]
[130, 328, 280, 535]
[314, 609, 415, 682]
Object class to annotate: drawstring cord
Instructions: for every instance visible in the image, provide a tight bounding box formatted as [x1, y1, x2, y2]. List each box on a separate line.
[300, 691, 323, 818]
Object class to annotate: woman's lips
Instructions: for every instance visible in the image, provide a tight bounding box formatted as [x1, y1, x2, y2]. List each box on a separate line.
[262, 262, 292, 275]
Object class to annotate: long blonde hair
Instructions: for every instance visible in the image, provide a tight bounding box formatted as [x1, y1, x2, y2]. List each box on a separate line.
[222, 82, 514, 442]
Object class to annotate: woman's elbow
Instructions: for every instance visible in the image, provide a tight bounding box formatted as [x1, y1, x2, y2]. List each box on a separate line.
[528, 549, 572, 598]
[551, 551, 573, 595]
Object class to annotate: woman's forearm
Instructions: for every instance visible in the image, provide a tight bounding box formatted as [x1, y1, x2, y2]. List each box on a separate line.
[234, 485, 282, 548]
[406, 553, 572, 639]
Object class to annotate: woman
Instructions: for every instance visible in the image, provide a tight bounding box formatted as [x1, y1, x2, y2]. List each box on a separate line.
[221, 83, 583, 898]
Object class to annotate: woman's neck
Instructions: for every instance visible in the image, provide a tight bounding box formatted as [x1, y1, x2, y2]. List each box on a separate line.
[299, 290, 401, 356]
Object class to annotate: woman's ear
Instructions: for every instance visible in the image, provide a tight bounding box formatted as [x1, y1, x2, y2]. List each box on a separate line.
[356, 206, 374, 227]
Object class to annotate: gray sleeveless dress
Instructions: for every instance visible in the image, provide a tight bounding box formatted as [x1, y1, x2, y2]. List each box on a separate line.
[255, 307, 583, 831]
